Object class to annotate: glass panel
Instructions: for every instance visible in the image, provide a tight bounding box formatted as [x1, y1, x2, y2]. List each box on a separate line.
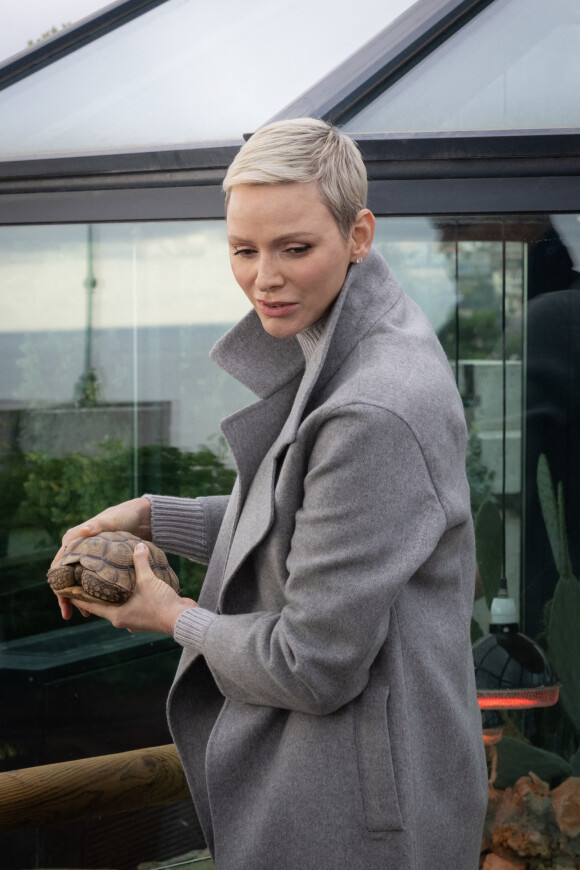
[0, 219, 251, 868]
[3, 212, 580, 867]
[376, 213, 580, 868]
[343, 0, 580, 133]
[0, 0, 414, 157]
[375, 217, 524, 629]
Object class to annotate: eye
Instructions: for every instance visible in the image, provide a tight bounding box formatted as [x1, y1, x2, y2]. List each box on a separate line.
[232, 247, 256, 258]
[284, 245, 311, 255]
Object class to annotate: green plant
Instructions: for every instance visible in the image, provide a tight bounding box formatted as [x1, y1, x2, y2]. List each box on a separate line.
[494, 735, 571, 789]
[466, 428, 496, 517]
[19, 438, 236, 547]
[474, 498, 502, 609]
[537, 454, 580, 738]
[475, 456, 580, 784]
[3, 438, 236, 641]
[471, 496, 503, 643]
[495, 454, 580, 775]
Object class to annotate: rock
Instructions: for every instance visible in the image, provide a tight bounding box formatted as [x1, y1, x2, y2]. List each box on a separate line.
[553, 778, 580, 839]
[492, 822, 552, 859]
[481, 853, 526, 869]
[490, 775, 554, 859]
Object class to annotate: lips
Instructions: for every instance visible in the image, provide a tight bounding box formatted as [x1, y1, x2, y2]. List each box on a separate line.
[256, 300, 299, 317]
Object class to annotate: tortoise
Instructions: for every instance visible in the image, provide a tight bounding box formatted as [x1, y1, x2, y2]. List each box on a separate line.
[47, 531, 180, 605]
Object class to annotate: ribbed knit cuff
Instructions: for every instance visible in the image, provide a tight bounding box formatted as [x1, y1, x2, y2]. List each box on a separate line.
[173, 606, 216, 650]
[144, 494, 208, 563]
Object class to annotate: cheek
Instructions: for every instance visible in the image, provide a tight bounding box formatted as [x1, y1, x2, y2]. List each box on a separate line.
[230, 259, 251, 292]
[309, 259, 349, 301]
[294, 259, 339, 292]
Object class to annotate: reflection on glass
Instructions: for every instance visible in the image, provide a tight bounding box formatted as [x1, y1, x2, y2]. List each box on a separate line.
[2, 213, 580, 868]
[377, 216, 580, 866]
[525, 214, 580, 636]
[343, 0, 580, 132]
[0, 219, 251, 865]
[376, 216, 526, 637]
[0, 218, 252, 630]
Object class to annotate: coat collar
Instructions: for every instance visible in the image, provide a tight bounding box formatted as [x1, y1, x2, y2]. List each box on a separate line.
[210, 246, 402, 411]
[209, 248, 404, 607]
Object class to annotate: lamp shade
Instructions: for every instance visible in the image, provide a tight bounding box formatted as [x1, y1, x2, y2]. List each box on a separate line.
[473, 630, 560, 710]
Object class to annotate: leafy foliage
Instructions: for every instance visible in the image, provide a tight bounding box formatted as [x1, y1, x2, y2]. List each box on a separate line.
[466, 428, 496, 517]
[478, 456, 580, 786]
[537, 453, 574, 581]
[474, 498, 502, 609]
[19, 438, 235, 545]
[0, 438, 236, 639]
[27, 23, 72, 47]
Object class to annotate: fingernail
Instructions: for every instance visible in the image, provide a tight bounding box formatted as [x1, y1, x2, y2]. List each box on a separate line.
[135, 542, 147, 552]
[82, 524, 95, 531]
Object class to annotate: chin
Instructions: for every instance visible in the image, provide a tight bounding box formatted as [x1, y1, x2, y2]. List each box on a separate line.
[259, 317, 303, 340]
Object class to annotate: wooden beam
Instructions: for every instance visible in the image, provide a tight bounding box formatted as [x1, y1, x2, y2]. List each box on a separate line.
[0, 743, 190, 832]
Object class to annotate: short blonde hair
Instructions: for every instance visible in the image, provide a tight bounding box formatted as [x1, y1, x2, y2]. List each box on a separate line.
[223, 118, 368, 239]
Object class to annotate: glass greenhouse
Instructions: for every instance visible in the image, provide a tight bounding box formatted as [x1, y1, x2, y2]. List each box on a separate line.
[1, 0, 579, 866]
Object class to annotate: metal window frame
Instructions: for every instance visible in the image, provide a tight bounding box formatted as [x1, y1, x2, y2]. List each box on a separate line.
[0, 0, 578, 224]
[0, 129, 578, 224]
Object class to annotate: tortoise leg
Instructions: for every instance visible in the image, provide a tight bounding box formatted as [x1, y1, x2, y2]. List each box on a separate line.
[47, 566, 75, 591]
[81, 569, 129, 605]
[47, 564, 88, 601]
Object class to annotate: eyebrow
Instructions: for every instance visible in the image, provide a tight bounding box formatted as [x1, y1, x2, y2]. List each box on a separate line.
[228, 232, 317, 245]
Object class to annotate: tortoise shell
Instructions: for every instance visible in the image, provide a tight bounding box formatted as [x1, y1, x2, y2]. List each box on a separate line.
[47, 531, 180, 606]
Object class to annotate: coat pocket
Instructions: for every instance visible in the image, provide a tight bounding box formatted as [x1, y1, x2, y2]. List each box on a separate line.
[353, 684, 404, 832]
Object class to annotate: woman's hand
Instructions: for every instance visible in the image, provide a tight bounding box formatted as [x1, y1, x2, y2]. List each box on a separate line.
[69, 542, 197, 635]
[53, 496, 153, 621]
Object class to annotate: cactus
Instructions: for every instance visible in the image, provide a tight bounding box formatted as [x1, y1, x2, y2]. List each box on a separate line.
[494, 736, 571, 789]
[538, 454, 580, 737]
[547, 575, 580, 735]
[537, 453, 574, 581]
[475, 498, 503, 608]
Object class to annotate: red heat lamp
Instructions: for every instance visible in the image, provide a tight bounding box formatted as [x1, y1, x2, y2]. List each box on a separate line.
[473, 589, 561, 729]
[472, 242, 560, 748]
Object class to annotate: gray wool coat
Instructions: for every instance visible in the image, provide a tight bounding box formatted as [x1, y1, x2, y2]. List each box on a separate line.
[149, 248, 488, 869]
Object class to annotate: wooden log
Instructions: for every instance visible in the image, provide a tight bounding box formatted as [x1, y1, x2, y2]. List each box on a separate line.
[0, 743, 190, 832]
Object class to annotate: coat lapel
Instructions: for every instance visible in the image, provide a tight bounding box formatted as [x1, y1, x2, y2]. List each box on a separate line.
[210, 250, 402, 607]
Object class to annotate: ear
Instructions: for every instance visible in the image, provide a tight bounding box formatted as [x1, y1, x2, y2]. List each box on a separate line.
[349, 209, 375, 263]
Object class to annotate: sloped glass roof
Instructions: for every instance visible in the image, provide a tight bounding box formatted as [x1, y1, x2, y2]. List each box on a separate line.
[0, 0, 413, 157]
[342, 0, 580, 133]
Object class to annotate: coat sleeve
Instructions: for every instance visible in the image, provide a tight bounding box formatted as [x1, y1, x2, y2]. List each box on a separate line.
[148, 493, 230, 565]
[173, 404, 449, 713]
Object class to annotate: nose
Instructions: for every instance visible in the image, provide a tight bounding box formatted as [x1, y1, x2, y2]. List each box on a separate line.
[255, 254, 284, 291]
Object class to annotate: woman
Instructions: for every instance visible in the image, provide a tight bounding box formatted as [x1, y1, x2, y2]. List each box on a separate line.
[54, 119, 488, 869]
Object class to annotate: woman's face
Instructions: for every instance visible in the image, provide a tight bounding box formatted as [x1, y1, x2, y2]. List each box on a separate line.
[226, 182, 359, 338]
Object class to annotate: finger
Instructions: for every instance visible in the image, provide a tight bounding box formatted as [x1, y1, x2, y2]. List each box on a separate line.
[57, 595, 74, 620]
[51, 522, 100, 567]
[132, 542, 154, 582]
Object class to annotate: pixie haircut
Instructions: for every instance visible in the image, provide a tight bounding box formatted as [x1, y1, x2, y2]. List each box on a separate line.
[223, 118, 368, 240]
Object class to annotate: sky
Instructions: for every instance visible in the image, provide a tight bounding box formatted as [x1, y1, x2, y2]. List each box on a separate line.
[1, 0, 110, 63]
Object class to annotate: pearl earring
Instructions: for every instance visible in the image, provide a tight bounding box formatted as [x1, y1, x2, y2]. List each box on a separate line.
[355, 257, 363, 264]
